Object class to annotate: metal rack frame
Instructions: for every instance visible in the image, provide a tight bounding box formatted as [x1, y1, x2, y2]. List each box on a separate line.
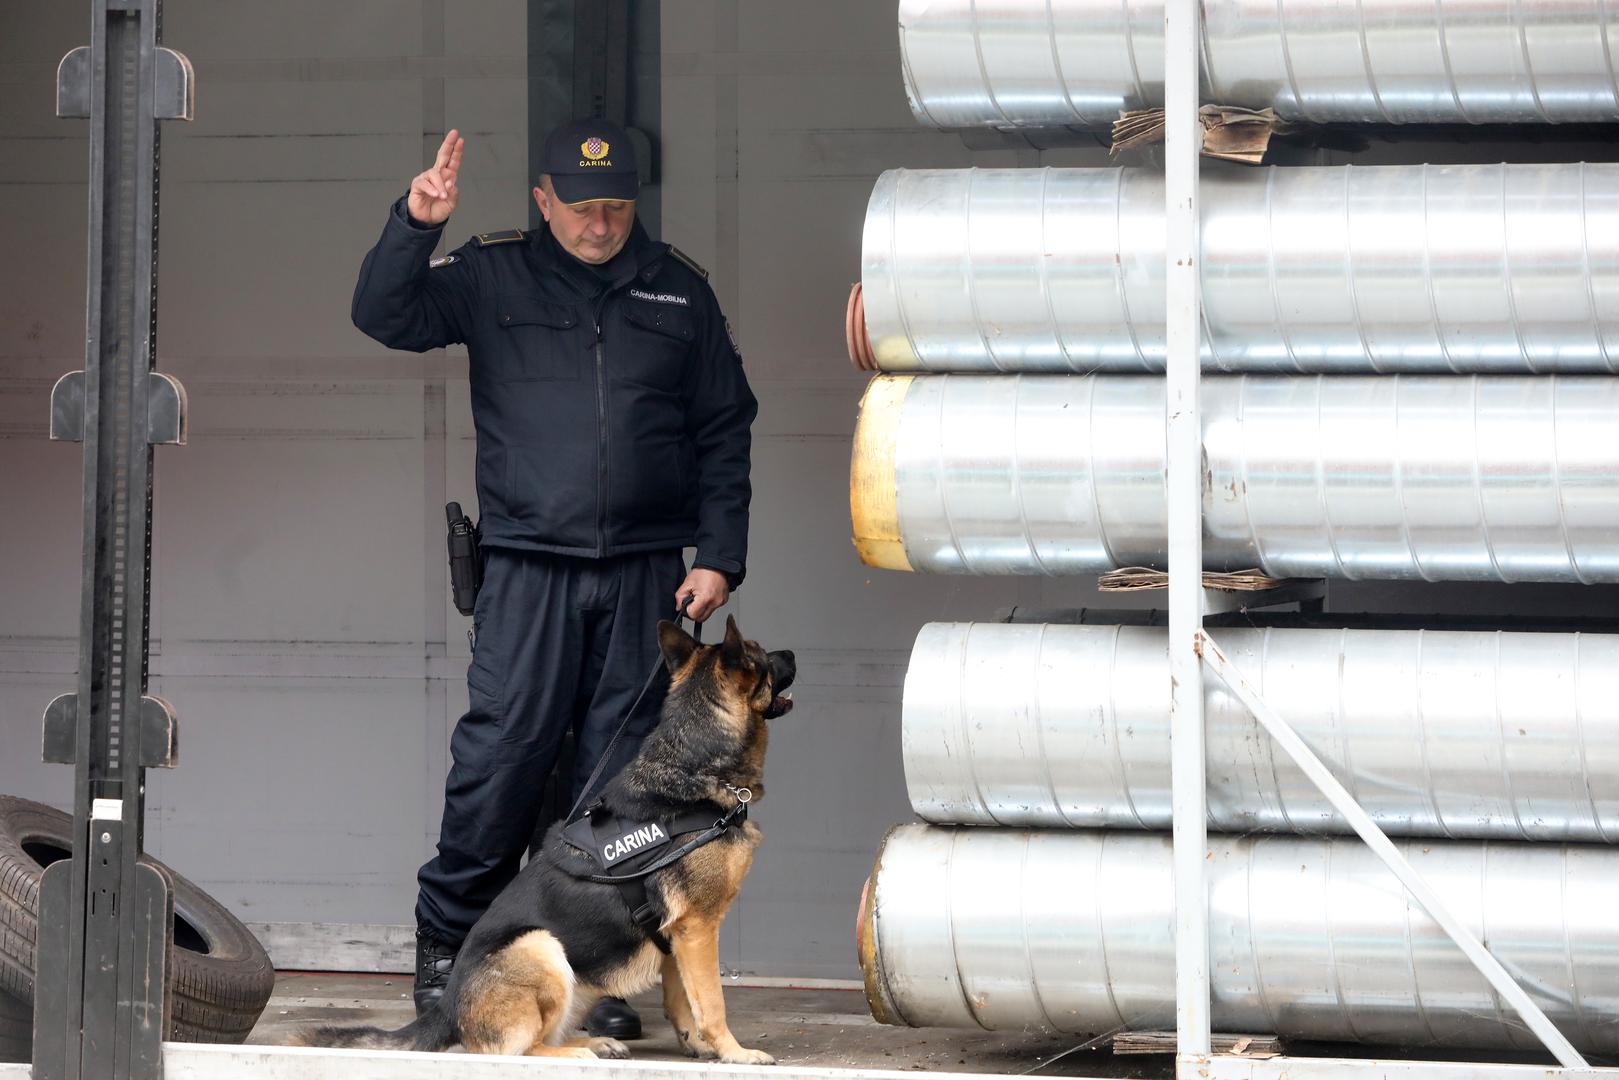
[1162, 0, 1618, 1077]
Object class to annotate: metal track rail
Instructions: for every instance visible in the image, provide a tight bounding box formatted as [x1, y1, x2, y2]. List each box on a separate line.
[36, 2, 192, 1077]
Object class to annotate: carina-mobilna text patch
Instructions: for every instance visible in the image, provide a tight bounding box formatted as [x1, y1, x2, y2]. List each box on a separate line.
[629, 288, 690, 307]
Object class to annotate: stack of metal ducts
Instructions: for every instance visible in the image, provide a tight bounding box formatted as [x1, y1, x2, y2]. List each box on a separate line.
[861, 625, 1619, 1051]
[853, 0, 1619, 1058]
[849, 163, 1619, 580]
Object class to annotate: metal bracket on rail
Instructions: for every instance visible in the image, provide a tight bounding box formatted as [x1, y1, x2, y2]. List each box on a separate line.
[1094, 567, 1327, 616]
[50, 370, 190, 445]
[34, 2, 193, 1078]
[1200, 578, 1325, 615]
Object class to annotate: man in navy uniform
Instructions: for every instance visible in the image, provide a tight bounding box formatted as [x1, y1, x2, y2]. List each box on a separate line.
[352, 120, 757, 1039]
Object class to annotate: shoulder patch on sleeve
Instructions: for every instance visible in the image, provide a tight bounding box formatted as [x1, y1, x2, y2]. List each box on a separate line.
[429, 254, 459, 268]
[668, 245, 710, 281]
[725, 318, 742, 359]
[474, 229, 526, 247]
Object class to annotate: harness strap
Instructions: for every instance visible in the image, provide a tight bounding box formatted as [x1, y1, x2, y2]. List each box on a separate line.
[617, 875, 672, 955]
[584, 802, 748, 885]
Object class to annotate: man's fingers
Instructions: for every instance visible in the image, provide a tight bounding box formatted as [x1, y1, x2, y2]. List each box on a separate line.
[412, 171, 442, 200]
[447, 137, 464, 180]
[433, 128, 459, 170]
[441, 143, 463, 189]
[676, 589, 719, 623]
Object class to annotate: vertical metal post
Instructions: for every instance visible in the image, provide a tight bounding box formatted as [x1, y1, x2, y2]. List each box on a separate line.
[1164, 0, 1210, 1067]
[528, 0, 660, 234]
[37, 2, 192, 1077]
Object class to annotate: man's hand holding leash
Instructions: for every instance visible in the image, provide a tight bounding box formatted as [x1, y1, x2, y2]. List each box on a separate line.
[676, 568, 730, 623]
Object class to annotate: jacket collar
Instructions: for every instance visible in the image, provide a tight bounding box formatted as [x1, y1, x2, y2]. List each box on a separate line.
[530, 219, 670, 298]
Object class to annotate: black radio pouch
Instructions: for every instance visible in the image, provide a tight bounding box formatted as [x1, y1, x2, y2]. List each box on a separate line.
[445, 502, 484, 616]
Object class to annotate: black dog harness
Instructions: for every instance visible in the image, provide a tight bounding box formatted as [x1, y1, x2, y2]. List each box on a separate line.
[560, 792, 750, 954]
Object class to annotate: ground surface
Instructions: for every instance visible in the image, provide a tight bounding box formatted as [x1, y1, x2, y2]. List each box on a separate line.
[246, 972, 1169, 1077]
[245, 972, 1580, 1076]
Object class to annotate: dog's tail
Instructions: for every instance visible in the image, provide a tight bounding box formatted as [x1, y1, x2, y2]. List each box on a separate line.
[288, 1000, 456, 1052]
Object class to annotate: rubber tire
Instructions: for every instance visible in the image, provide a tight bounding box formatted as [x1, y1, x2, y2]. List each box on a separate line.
[0, 795, 275, 1043]
[0, 989, 28, 1064]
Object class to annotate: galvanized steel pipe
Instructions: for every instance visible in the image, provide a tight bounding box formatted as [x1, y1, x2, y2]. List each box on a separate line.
[849, 373, 1619, 582]
[898, 0, 1619, 127]
[860, 165, 1619, 374]
[904, 623, 1619, 840]
[861, 825, 1619, 1052]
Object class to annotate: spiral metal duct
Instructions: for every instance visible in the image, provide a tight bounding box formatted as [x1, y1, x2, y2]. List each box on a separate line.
[861, 825, 1619, 1051]
[860, 165, 1619, 374]
[898, 0, 1619, 127]
[849, 373, 1619, 581]
[904, 623, 1619, 840]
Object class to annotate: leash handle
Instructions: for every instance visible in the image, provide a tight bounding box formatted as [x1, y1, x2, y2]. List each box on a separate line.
[679, 593, 704, 643]
[564, 597, 703, 825]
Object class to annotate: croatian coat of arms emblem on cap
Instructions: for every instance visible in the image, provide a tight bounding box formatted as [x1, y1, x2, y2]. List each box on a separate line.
[581, 137, 610, 161]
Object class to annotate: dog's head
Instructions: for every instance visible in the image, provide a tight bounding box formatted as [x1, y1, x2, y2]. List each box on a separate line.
[658, 615, 796, 723]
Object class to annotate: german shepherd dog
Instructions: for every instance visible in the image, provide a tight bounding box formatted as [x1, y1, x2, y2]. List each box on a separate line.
[292, 616, 795, 1062]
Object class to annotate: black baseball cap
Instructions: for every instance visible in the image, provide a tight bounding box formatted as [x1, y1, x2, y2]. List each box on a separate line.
[541, 119, 639, 204]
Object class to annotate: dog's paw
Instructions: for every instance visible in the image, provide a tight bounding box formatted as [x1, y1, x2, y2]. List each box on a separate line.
[679, 1038, 717, 1059]
[554, 1047, 597, 1060]
[672, 1025, 716, 1059]
[586, 1037, 631, 1060]
[720, 1047, 777, 1066]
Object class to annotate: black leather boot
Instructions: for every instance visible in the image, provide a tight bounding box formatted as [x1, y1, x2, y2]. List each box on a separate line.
[414, 930, 458, 1017]
[586, 995, 642, 1040]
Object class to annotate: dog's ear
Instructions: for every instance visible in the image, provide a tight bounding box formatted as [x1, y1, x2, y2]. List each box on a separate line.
[720, 614, 745, 667]
[658, 619, 698, 675]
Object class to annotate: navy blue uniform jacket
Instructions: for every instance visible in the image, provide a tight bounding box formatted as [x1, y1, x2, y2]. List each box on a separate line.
[353, 198, 758, 586]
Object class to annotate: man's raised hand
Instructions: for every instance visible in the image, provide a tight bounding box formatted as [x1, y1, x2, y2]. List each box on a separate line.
[408, 129, 464, 227]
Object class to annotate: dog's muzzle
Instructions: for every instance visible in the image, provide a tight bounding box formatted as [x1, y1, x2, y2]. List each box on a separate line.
[764, 649, 796, 718]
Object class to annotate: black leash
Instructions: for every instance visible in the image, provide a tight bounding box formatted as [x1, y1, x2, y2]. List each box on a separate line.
[563, 595, 703, 825]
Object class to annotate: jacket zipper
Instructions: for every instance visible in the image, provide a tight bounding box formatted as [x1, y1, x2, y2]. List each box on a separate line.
[585, 262, 657, 557]
[593, 312, 608, 558]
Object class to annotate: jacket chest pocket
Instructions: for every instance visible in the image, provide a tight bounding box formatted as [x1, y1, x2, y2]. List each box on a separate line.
[616, 301, 694, 392]
[493, 294, 581, 381]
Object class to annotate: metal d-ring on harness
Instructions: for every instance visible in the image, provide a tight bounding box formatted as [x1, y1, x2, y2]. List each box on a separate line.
[559, 597, 753, 954]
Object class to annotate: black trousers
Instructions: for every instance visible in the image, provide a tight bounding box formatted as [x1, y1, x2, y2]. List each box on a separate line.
[415, 547, 685, 945]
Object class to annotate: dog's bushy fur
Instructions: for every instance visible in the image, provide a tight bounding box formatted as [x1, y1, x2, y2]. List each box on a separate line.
[292, 615, 794, 1063]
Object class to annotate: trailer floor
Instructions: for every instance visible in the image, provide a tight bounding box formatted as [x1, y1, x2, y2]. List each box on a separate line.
[246, 971, 1168, 1077]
